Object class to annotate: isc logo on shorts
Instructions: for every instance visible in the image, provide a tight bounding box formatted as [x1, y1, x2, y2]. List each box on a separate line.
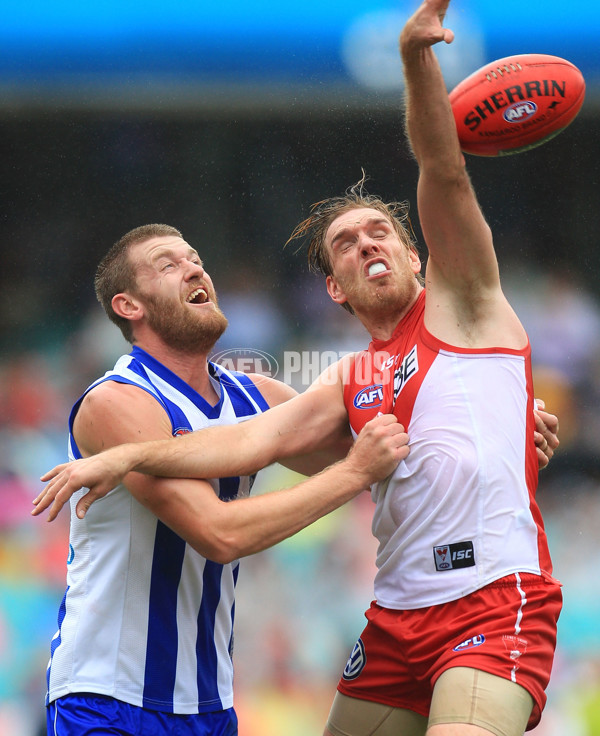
[433, 541, 475, 571]
[342, 638, 366, 680]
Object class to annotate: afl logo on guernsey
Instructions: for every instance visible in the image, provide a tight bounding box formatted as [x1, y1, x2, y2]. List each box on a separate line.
[342, 638, 366, 680]
[353, 384, 383, 410]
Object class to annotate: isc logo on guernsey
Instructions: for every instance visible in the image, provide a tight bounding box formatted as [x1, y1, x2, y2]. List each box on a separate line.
[353, 384, 383, 410]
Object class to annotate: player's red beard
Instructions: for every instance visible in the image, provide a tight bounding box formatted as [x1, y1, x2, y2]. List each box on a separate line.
[142, 291, 229, 354]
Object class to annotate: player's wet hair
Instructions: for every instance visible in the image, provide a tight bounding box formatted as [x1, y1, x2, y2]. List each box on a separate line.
[287, 173, 419, 314]
[95, 224, 183, 343]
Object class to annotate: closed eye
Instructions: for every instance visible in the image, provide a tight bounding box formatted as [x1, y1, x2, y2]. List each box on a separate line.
[370, 227, 392, 239]
[337, 238, 356, 253]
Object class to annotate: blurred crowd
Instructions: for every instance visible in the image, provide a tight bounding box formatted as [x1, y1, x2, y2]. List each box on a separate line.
[2, 260, 600, 735]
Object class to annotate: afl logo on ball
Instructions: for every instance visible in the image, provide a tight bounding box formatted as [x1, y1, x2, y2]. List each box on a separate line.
[342, 638, 367, 680]
[503, 100, 537, 124]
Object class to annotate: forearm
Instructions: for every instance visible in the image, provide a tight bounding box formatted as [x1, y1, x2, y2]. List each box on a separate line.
[34, 411, 406, 526]
[400, 25, 462, 171]
[128, 389, 348, 479]
[123, 422, 273, 479]
[150, 414, 407, 564]
[183, 459, 370, 563]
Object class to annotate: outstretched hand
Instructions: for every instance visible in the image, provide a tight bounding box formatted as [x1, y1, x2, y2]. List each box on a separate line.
[400, 0, 455, 54]
[32, 445, 135, 522]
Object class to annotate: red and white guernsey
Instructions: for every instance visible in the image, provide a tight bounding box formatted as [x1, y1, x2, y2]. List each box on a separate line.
[344, 291, 554, 610]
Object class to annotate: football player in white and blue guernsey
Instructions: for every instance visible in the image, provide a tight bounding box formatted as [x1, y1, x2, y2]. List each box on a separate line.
[44, 223, 408, 736]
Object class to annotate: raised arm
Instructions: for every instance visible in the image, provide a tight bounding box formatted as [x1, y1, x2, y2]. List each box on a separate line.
[400, 0, 525, 348]
[400, 0, 494, 287]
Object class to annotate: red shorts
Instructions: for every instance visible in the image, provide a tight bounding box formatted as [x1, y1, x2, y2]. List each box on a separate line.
[337, 573, 562, 731]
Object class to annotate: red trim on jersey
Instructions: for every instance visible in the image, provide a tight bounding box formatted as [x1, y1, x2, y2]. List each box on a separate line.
[524, 357, 554, 576]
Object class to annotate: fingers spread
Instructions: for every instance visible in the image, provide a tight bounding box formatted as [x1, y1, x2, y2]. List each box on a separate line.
[39, 462, 70, 483]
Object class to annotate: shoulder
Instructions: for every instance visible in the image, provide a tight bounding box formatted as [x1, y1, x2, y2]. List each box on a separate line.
[78, 378, 161, 415]
[74, 379, 173, 455]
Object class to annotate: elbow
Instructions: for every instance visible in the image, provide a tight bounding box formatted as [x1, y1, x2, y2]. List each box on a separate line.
[207, 544, 241, 566]
[203, 548, 237, 565]
[194, 530, 248, 565]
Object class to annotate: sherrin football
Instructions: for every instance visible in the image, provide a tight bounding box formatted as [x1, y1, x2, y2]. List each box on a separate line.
[449, 54, 585, 156]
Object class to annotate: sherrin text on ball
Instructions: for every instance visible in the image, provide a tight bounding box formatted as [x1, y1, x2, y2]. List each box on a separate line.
[449, 53, 585, 156]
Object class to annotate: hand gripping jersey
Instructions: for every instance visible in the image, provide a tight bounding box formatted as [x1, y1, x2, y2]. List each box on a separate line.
[344, 292, 555, 610]
[46, 346, 269, 714]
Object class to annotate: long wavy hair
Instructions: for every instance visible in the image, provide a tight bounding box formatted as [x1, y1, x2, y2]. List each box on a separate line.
[287, 173, 420, 313]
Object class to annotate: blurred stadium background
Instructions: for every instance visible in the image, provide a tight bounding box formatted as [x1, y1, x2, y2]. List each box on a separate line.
[1, 1, 600, 734]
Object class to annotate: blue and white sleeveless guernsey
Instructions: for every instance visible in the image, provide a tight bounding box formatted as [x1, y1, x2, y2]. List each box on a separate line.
[46, 346, 269, 714]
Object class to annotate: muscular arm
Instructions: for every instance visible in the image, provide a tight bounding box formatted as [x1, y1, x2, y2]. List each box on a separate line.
[125, 360, 350, 479]
[245, 371, 353, 475]
[66, 380, 406, 562]
[34, 357, 356, 521]
[400, 0, 526, 348]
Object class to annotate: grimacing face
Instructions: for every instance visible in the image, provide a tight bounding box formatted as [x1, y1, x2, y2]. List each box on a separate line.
[324, 208, 421, 317]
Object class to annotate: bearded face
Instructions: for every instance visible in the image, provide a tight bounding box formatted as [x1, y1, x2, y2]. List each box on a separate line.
[141, 287, 228, 355]
[324, 208, 422, 322]
[123, 235, 230, 355]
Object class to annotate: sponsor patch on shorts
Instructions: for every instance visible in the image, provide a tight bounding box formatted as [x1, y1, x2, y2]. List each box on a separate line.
[433, 540, 475, 571]
[453, 634, 486, 652]
[342, 638, 366, 680]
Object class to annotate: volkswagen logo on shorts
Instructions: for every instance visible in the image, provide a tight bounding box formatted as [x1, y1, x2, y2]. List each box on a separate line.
[342, 638, 366, 680]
